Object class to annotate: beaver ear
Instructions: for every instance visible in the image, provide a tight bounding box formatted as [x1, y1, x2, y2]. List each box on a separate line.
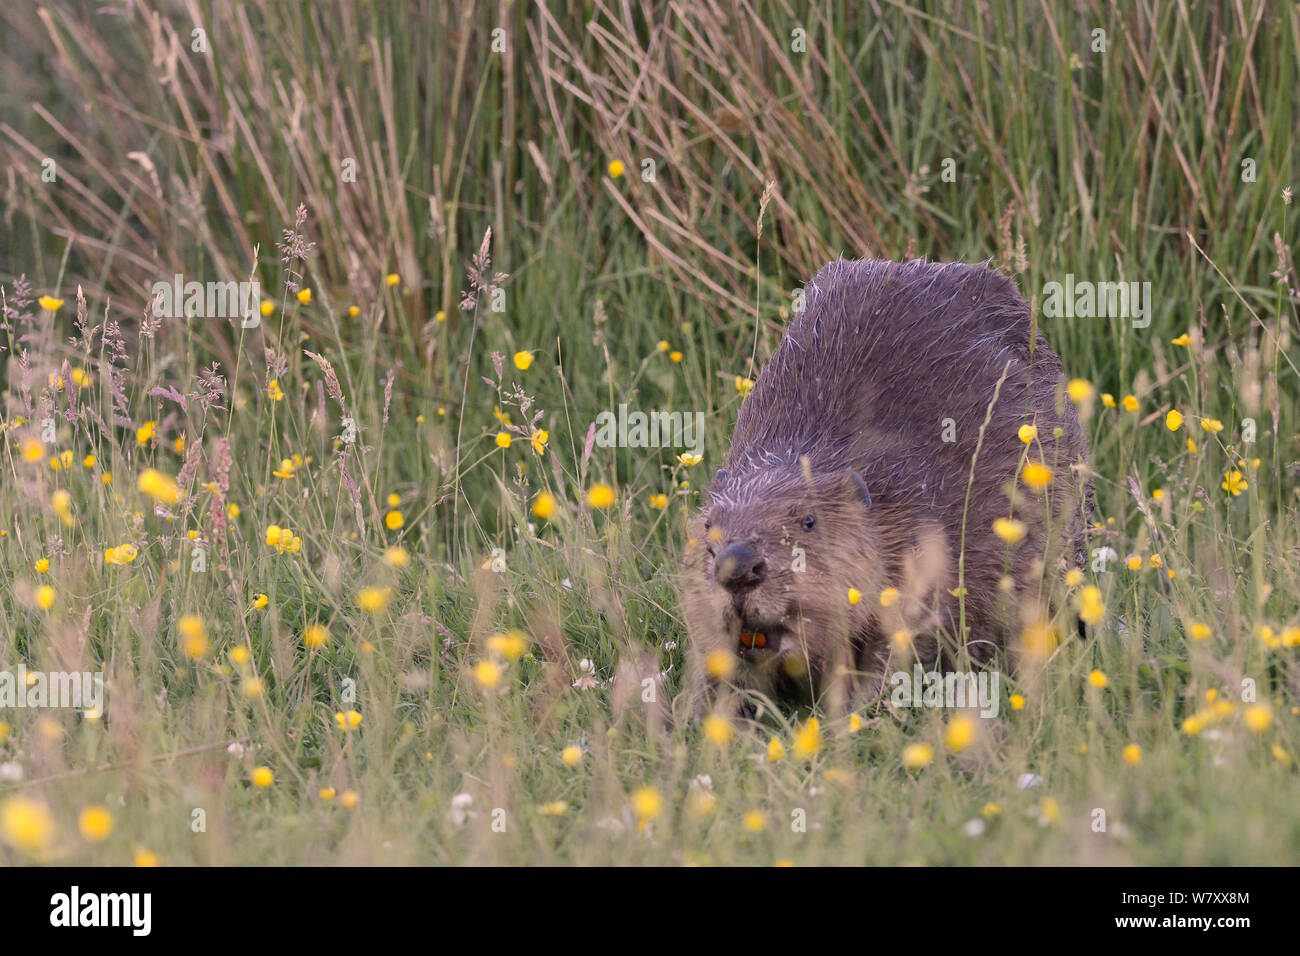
[713, 468, 727, 486]
[846, 470, 872, 508]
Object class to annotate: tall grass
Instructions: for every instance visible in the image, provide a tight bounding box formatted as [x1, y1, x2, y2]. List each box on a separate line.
[0, 0, 1296, 864]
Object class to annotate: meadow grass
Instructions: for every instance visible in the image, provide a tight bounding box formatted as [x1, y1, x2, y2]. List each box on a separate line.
[0, 1, 1297, 865]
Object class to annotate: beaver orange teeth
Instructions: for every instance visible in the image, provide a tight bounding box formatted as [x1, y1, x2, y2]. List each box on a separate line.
[739, 631, 766, 649]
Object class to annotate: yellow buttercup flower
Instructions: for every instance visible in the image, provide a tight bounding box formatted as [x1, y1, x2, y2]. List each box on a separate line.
[1076, 586, 1105, 625]
[944, 715, 976, 753]
[1221, 469, 1247, 496]
[52, 489, 72, 525]
[1121, 394, 1138, 412]
[178, 615, 207, 658]
[104, 543, 138, 566]
[297, 288, 311, 305]
[334, 710, 363, 731]
[38, 295, 64, 312]
[902, 742, 934, 769]
[706, 649, 736, 680]
[1066, 379, 1094, 403]
[532, 491, 557, 520]
[78, 805, 114, 842]
[1243, 704, 1273, 733]
[792, 718, 822, 758]
[302, 624, 330, 650]
[487, 630, 529, 661]
[607, 160, 625, 178]
[473, 659, 502, 689]
[1021, 462, 1053, 489]
[586, 483, 616, 509]
[357, 587, 393, 613]
[993, 517, 1027, 543]
[630, 787, 662, 823]
[1165, 409, 1182, 431]
[251, 766, 274, 787]
[1, 796, 56, 854]
[513, 351, 533, 370]
[1018, 424, 1037, 444]
[703, 714, 734, 746]
[137, 468, 181, 504]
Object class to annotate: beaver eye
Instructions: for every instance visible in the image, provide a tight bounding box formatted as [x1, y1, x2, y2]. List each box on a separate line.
[703, 518, 712, 531]
[802, 514, 816, 531]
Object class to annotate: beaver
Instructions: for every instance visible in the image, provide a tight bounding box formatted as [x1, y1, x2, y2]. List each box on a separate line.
[682, 258, 1091, 713]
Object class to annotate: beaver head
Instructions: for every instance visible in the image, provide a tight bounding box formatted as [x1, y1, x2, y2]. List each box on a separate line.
[682, 464, 884, 701]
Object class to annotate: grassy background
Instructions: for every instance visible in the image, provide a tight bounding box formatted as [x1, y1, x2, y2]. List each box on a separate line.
[0, 0, 1297, 864]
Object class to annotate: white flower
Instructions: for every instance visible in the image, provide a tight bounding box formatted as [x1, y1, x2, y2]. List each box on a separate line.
[962, 818, 986, 838]
[572, 658, 599, 689]
[1016, 773, 1042, 790]
[449, 792, 474, 826]
[0, 761, 24, 782]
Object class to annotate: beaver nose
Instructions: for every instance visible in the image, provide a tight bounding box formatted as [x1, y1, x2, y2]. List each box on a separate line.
[716, 542, 766, 590]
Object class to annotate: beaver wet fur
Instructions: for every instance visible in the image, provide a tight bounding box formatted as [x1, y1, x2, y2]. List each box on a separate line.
[682, 258, 1092, 714]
